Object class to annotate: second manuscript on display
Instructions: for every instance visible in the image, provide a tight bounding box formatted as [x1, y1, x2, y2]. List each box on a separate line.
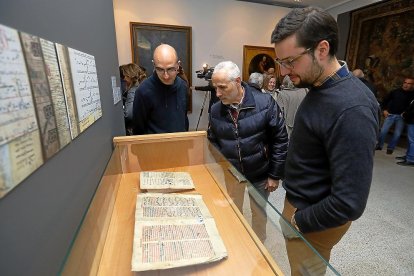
[132, 193, 228, 272]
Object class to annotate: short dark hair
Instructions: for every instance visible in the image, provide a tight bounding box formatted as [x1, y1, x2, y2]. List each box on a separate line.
[271, 7, 339, 57]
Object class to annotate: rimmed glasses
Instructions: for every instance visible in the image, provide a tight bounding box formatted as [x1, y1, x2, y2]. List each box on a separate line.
[154, 66, 178, 75]
[274, 48, 312, 70]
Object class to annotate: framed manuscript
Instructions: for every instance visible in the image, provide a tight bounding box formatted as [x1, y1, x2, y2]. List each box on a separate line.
[20, 32, 60, 159]
[40, 38, 72, 148]
[68, 47, 102, 132]
[0, 24, 43, 198]
[56, 43, 80, 139]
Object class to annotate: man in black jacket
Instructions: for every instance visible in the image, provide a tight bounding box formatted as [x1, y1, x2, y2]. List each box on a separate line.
[397, 97, 414, 166]
[208, 61, 288, 242]
[377, 77, 414, 154]
[132, 44, 188, 134]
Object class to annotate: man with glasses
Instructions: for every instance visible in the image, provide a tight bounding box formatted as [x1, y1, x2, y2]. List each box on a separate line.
[271, 7, 380, 275]
[132, 44, 188, 134]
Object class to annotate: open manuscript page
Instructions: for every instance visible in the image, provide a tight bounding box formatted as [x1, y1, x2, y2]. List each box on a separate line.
[132, 193, 227, 272]
[140, 171, 195, 193]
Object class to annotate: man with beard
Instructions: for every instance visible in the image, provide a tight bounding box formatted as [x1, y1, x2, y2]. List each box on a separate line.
[271, 7, 380, 275]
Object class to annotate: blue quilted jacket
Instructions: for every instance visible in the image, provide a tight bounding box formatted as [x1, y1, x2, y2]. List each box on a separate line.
[208, 82, 288, 182]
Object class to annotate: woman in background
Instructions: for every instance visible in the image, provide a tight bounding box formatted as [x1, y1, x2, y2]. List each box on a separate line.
[122, 63, 146, 135]
[262, 74, 279, 101]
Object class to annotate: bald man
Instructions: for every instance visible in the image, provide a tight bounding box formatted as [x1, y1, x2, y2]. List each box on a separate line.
[132, 44, 188, 134]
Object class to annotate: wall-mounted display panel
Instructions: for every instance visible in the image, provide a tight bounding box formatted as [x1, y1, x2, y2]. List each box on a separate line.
[0, 22, 103, 199]
[0, 24, 44, 198]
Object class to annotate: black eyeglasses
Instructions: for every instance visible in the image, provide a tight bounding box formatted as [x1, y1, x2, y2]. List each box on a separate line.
[274, 48, 312, 69]
[154, 66, 178, 75]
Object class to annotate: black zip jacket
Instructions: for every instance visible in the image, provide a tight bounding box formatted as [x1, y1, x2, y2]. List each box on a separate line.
[208, 82, 288, 182]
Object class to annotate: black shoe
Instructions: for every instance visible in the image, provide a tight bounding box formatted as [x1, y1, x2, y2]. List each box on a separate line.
[375, 145, 382, 151]
[395, 156, 406, 160]
[396, 161, 414, 167]
[386, 149, 393, 154]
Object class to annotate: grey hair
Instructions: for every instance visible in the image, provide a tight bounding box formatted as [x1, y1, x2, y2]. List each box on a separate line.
[213, 61, 240, 81]
[282, 75, 295, 89]
[248, 72, 264, 87]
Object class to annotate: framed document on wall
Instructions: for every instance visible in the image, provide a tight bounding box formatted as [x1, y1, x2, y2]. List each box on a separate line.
[130, 22, 192, 111]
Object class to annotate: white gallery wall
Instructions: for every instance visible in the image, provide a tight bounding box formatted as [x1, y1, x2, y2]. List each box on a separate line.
[113, 0, 289, 130]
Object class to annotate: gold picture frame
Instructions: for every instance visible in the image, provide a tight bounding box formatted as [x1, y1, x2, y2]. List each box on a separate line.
[242, 45, 278, 81]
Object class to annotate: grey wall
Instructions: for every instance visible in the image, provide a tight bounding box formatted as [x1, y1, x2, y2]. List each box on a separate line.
[337, 11, 351, 61]
[0, 0, 124, 275]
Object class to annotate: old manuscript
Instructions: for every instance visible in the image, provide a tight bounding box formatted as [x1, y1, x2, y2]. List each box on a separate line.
[132, 193, 227, 272]
[20, 32, 60, 159]
[40, 38, 72, 148]
[140, 171, 195, 193]
[68, 47, 102, 132]
[0, 24, 43, 198]
[56, 44, 80, 139]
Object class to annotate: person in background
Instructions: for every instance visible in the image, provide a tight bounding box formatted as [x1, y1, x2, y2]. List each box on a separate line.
[119, 65, 128, 105]
[352, 68, 378, 98]
[121, 63, 146, 135]
[262, 74, 278, 100]
[276, 75, 308, 137]
[396, 98, 414, 166]
[177, 64, 190, 130]
[376, 77, 414, 154]
[132, 44, 188, 134]
[248, 72, 264, 91]
[208, 61, 288, 242]
[271, 7, 379, 274]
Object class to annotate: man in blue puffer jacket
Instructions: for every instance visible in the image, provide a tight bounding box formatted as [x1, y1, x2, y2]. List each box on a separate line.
[208, 61, 288, 241]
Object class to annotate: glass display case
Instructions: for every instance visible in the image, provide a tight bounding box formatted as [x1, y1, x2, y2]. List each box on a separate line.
[60, 131, 339, 275]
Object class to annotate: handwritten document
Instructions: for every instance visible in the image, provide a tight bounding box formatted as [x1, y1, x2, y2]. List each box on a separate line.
[20, 32, 60, 159]
[68, 48, 102, 132]
[55, 44, 79, 139]
[140, 171, 195, 192]
[0, 24, 38, 145]
[132, 193, 228, 272]
[40, 39, 71, 148]
[0, 131, 43, 198]
[0, 24, 43, 198]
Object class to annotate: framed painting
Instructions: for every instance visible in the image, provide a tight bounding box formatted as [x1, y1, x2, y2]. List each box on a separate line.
[130, 22, 192, 111]
[242, 45, 279, 82]
[345, 0, 414, 99]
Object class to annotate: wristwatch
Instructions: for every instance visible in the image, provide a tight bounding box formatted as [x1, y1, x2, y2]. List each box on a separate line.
[291, 209, 301, 232]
